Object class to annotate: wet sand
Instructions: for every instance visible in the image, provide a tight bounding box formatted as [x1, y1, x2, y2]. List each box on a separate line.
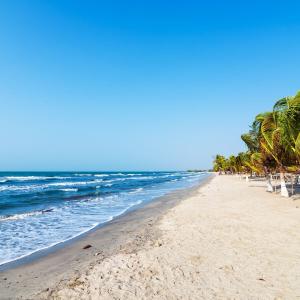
[2, 174, 300, 299]
[0, 175, 213, 299]
[42, 175, 300, 299]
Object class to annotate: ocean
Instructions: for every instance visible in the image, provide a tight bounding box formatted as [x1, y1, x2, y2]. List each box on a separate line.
[0, 171, 209, 265]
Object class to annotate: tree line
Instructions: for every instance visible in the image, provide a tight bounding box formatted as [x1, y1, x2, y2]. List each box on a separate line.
[213, 91, 300, 197]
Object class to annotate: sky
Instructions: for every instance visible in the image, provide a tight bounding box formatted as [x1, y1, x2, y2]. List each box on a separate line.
[0, 0, 300, 171]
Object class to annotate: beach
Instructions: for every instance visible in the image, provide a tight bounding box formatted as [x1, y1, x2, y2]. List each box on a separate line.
[2, 174, 300, 299]
[0, 172, 206, 267]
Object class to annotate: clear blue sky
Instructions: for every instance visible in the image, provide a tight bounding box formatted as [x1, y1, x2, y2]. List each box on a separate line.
[0, 0, 300, 171]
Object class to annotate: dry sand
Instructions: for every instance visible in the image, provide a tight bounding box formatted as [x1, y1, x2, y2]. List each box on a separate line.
[39, 175, 300, 299]
[2, 174, 300, 299]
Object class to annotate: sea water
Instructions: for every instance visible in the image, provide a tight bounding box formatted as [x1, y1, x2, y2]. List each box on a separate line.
[0, 171, 209, 265]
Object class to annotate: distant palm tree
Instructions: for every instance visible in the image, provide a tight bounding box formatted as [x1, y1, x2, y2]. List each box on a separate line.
[213, 155, 226, 173]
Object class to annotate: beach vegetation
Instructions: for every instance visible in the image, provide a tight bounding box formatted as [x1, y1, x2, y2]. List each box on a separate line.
[213, 91, 300, 197]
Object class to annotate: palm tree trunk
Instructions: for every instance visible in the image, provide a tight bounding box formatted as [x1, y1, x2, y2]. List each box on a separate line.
[266, 174, 273, 192]
[280, 172, 289, 197]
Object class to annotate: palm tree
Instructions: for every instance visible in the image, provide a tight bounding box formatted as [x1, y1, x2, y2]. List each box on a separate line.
[213, 155, 226, 173]
[273, 93, 300, 167]
[213, 90, 300, 198]
[241, 120, 268, 170]
[271, 93, 300, 196]
[242, 92, 300, 196]
[228, 155, 237, 173]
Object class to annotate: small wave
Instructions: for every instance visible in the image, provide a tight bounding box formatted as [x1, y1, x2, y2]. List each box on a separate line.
[0, 208, 54, 222]
[93, 179, 103, 184]
[48, 181, 94, 187]
[4, 176, 70, 181]
[160, 174, 178, 178]
[5, 176, 50, 181]
[94, 174, 109, 177]
[0, 185, 37, 192]
[104, 183, 113, 187]
[103, 177, 151, 183]
[0, 179, 104, 193]
[59, 188, 78, 192]
[103, 178, 125, 183]
[128, 188, 144, 194]
[127, 176, 155, 180]
[127, 173, 143, 176]
[74, 173, 93, 177]
[0, 221, 100, 266]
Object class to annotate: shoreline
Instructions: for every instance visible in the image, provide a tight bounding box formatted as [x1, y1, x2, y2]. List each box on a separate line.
[37, 174, 300, 299]
[0, 174, 213, 299]
[0, 173, 211, 271]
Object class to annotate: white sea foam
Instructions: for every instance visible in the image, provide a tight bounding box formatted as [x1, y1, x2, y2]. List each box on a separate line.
[4, 176, 70, 181]
[0, 194, 150, 266]
[93, 179, 103, 183]
[59, 188, 78, 192]
[0, 221, 101, 266]
[103, 178, 125, 183]
[74, 173, 93, 177]
[127, 173, 143, 176]
[48, 180, 102, 187]
[0, 208, 54, 222]
[0, 185, 39, 192]
[5, 176, 49, 181]
[0, 179, 104, 193]
[129, 187, 144, 194]
[127, 176, 155, 180]
[47, 181, 84, 187]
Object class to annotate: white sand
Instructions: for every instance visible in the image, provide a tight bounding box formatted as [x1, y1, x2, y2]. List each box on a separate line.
[41, 175, 300, 299]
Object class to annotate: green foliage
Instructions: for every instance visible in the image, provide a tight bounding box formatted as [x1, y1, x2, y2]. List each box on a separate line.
[214, 91, 300, 174]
